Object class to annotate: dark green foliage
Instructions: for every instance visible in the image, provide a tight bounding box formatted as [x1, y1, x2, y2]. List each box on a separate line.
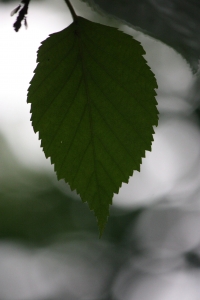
[28, 16, 158, 235]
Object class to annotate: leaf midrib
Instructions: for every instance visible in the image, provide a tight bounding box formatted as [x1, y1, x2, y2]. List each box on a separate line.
[76, 24, 101, 203]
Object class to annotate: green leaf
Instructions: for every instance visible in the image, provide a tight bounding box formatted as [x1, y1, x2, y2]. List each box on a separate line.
[27, 16, 158, 235]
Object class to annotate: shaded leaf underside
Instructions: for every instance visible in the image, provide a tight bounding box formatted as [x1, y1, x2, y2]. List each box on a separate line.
[28, 17, 158, 235]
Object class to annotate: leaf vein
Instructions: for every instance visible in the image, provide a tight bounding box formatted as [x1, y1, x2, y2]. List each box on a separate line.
[81, 27, 145, 79]
[87, 68, 150, 147]
[57, 81, 91, 177]
[97, 136, 127, 181]
[80, 37, 155, 119]
[82, 171, 95, 200]
[45, 76, 83, 155]
[29, 38, 77, 97]
[97, 158, 118, 192]
[34, 58, 80, 128]
[77, 35, 101, 201]
[71, 140, 92, 187]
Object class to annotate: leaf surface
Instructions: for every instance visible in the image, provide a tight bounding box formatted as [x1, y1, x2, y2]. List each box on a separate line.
[27, 17, 158, 235]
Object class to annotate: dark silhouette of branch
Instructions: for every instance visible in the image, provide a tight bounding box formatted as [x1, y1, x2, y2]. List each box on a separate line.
[11, 0, 31, 32]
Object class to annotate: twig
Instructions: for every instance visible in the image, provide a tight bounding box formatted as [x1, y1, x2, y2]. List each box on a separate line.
[64, 0, 77, 21]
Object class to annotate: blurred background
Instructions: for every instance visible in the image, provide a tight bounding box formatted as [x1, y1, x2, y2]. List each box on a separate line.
[0, 0, 200, 299]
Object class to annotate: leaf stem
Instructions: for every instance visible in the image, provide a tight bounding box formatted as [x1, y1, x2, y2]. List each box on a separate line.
[64, 0, 77, 21]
